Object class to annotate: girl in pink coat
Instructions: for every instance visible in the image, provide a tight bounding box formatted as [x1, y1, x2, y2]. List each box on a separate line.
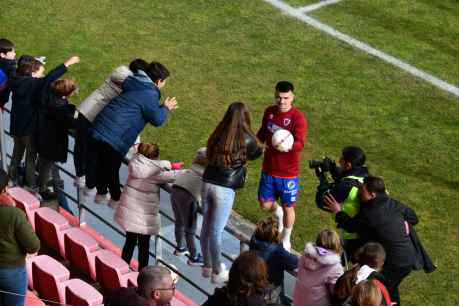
[293, 229, 344, 306]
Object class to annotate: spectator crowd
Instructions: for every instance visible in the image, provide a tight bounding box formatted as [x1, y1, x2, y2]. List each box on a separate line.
[0, 38, 435, 306]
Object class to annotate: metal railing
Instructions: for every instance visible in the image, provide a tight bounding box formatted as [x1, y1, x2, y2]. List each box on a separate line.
[0, 105, 297, 303]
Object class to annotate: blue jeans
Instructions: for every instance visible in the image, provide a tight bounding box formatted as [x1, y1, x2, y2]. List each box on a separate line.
[200, 183, 235, 273]
[0, 266, 27, 306]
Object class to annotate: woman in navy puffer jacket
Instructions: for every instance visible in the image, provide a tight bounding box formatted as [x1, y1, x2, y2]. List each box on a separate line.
[87, 60, 177, 206]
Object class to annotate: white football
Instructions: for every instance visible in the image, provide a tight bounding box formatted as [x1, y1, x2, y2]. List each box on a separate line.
[272, 129, 294, 152]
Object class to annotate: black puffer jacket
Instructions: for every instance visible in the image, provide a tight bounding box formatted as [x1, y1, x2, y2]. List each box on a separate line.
[203, 133, 262, 190]
[335, 194, 418, 268]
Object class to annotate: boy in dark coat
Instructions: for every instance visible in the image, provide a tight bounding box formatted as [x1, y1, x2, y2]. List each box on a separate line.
[8, 55, 79, 187]
[0, 38, 16, 107]
[36, 78, 79, 200]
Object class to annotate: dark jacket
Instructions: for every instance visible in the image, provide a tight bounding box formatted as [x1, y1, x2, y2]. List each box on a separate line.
[0, 58, 16, 106]
[9, 64, 67, 136]
[335, 194, 418, 268]
[202, 287, 267, 306]
[90, 71, 168, 156]
[105, 287, 148, 306]
[249, 236, 298, 286]
[203, 133, 262, 189]
[36, 92, 77, 162]
[0, 205, 40, 267]
[408, 223, 436, 273]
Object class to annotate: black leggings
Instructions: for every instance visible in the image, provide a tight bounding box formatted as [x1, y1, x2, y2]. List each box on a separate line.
[121, 232, 151, 271]
[94, 140, 122, 200]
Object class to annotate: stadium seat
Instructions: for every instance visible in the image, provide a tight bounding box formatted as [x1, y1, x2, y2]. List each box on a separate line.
[95, 251, 138, 291]
[32, 255, 70, 305]
[65, 279, 104, 306]
[25, 254, 41, 290]
[8, 187, 40, 229]
[64, 228, 114, 280]
[34, 207, 72, 257]
[25, 290, 47, 306]
[127, 272, 139, 287]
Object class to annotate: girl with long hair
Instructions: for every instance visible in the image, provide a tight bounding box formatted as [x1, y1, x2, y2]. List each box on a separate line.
[200, 102, 262, 284]
[202, 251, 269, 306]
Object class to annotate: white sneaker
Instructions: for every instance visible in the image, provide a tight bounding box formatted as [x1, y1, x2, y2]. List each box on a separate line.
[282, 240, 291, 252]
[81, 187, 96, 203]
[83, 187, 96, 196]
[211, 263, 229, 285]
[73, 176, 86, 188]
[95, 193, 111, 205]
[202, 267, 212, 278]
[108, 199, 120, 208]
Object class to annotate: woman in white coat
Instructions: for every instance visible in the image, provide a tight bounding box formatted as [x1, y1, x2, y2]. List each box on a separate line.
[115, 143, 184, 269]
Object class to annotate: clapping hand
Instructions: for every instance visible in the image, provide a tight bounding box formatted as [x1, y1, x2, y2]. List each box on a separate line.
[164, 97, 178, 111]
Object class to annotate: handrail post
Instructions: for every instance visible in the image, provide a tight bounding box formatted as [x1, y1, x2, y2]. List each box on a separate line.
[155, 234, 163, 265]
[0, 109, 7, 171]
[77, 188, 86, 226]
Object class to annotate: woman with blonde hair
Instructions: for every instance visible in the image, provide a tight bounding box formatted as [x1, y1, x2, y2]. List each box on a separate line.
[293, 229, 344, 306]
[200, 102, 262, 284]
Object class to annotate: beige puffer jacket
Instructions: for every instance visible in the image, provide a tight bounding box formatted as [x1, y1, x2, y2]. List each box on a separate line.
[78, 65, 132, 122]
[114, 153, 185, 235]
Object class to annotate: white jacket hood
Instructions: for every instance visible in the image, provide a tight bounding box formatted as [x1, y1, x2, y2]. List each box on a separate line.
[301, 242, 341, 271]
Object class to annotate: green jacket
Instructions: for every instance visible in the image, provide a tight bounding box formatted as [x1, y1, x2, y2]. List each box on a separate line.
[0, 205, 40, 267]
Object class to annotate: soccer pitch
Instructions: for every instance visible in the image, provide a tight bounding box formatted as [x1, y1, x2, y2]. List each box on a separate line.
[2, 0, 458, 304]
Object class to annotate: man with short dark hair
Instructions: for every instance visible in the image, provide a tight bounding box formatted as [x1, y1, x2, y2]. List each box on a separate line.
[257, 81, 307, 251]
[320, 146, 369, 258]
[325, 176, 418, 306]
[105, 265, 175, 306]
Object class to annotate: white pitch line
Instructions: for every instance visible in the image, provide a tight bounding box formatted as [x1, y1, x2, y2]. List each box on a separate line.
[298, 0, 342, 13]
[262, 0, 459, 98]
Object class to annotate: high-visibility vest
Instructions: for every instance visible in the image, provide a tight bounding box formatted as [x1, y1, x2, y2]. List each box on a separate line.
[340, 175, 364, 240]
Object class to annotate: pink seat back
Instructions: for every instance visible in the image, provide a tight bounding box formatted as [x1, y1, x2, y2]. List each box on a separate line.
[25, 290, 47, 306]
[64, 228, 99, 278]
[65, 279, 103, 306]
[32, 255, 70, 305]
[34, 207, 70, 256]
[8, 187, 40, 229]
[95, 251, 129, 292]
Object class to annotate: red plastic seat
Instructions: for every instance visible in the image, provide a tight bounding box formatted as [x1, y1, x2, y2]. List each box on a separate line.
[32, 255, 70, 305]
[34, 207, 72, 257]
[64, 228, 113, 280]
[25, 290, 47, 306]
[95, 251, 138, 291]
[25, 254, 41, 289]
[65, 279, 103, 306]
[7, 187, 40, 229]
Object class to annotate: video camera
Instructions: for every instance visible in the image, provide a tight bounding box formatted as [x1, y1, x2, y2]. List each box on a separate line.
[308, 157, 343, 211]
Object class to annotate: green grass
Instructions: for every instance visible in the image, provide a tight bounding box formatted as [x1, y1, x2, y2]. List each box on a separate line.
[1, 1, 458, 305]
[310, 0, 459, 86]
[282, 0, 319, 7]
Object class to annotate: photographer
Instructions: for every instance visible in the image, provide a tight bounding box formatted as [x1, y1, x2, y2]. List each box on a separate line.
[324, 176, 421, 306]
[312, 146, 369, 260]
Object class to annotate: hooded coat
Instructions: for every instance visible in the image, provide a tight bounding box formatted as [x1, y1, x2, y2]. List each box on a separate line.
[293, 243, 344, 306]
[114, 153, 184, 235]
[90, 70, 169, 156]
[78, 65, 132, 122]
